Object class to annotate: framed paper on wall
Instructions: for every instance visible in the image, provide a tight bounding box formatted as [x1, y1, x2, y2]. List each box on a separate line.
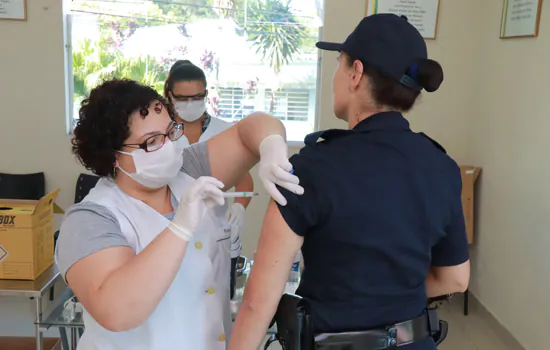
[0, 0, 27, 21]
[366, 0, 441, 39]
[500, 0, 543, 38]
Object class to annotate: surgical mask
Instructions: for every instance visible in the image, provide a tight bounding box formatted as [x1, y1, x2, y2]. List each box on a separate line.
[117, 140, 184, 189]
[175, 100, 206, 122]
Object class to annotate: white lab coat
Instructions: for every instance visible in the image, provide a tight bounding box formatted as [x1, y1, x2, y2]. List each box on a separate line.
[198, 116, 240, 339]
[76, 172, 229, 349]
[197, 116, 242, 258]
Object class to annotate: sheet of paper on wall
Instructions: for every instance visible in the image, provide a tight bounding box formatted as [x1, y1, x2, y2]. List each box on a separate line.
[0, 0, 26, 20]
[366, 0, 441, 39]
[500, 0, 543, 38]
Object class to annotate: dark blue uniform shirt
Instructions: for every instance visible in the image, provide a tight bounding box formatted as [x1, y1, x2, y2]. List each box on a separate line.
[277, 112, 469, 350]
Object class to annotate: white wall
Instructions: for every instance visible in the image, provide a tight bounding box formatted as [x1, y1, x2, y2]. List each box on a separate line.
[466, 2, 550, 349]
[0, 0, 76, 338]
[0, 0, 477, 339]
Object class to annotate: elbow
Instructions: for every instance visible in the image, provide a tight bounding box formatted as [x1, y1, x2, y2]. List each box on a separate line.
[238, 299, 260, 317]
[430, 260, 470, 295]
[246, 112, 285, 130]
[93, 307, 147, 333]
[99, 314, 146, 333]
[453, 261, 470, 293]
[448, 269, 470, 294]
[454, 273, 470, 293]
[246, 111, 275, 120]
[443, 276, 469, 294]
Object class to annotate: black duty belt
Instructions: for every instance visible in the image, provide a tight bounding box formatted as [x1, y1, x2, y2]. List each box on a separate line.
[313, 312, 431, 349]
[268, 293, 448, 350]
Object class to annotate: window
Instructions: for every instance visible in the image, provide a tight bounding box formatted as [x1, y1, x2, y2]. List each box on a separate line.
[66, 0, 324, 142]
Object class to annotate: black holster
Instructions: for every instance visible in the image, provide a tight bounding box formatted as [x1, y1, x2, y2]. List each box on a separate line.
[426, 295, 450, 346]
[267, 293, 314, 350]
[230, 257, 238, 300]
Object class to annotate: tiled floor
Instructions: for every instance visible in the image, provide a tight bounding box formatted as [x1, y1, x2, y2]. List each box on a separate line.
[261, 294, 524, 350]
[438, 294, 523, 350]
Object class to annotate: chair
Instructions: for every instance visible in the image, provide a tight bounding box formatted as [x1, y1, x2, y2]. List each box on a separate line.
[74, 173, 100, 204]
[54, 173, 100, 248]
[0, 172, 45, 200]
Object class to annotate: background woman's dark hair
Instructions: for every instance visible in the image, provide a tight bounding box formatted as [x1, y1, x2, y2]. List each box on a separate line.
[344, 52, 444, 112]
[72, 78, 177, 177]
[164, 60, 207, 98]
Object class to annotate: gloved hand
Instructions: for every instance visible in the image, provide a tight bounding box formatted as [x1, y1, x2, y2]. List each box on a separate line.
[258, 135, 304, 206]
[169, 177, 225, 241]
[227, 203, 246, 228]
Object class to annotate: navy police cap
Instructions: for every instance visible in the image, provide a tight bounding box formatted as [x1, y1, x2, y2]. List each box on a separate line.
[316, 14, 427, 91]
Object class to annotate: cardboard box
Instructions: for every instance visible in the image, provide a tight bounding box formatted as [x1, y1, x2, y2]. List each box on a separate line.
[0, 189, 60, 280]
[459, 166, 481, 245]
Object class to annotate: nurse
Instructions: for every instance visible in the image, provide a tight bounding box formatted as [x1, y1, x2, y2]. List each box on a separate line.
[163, 60, 253, 305]
[229, 14, 470, 350]
[55, 78, 303, 350]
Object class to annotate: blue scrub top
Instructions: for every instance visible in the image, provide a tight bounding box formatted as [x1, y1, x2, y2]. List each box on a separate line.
[277, 111, 469, 349]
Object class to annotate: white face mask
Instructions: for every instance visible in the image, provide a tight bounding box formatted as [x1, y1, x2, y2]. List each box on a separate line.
[175, 100, 206, 122]
[117, 140, 184, 189]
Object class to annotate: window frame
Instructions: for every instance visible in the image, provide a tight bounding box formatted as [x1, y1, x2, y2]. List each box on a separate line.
[63, 1, 324, 144]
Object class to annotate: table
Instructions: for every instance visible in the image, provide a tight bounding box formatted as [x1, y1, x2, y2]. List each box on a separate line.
[38, 282, 278, 350]
[28, 259, 284, 349]
[0, 265, 62, 350]
[37, 288, 83, 350]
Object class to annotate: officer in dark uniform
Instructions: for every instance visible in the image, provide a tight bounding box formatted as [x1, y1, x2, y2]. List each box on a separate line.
[229, 14, 470, 350]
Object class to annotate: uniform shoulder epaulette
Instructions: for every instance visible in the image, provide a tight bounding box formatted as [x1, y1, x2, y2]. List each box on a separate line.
[418, 132, 447, 154]
[304, 129, 353, 146]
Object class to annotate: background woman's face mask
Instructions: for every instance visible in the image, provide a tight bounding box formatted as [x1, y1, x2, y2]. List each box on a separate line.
[117, 140, 184, 189]
[175, 100, 206, 122]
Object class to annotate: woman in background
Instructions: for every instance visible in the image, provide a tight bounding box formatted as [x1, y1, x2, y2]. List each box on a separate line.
[164, 60, 254, 334]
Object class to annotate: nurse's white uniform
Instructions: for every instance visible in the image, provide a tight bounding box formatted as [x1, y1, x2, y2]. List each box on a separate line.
[176, 116, 240, 343]
[77, 172, 229, 349]
[198, 116, 241, 258]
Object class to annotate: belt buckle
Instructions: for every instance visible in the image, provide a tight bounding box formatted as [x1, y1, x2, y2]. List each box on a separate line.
[385, 325, 398, 347]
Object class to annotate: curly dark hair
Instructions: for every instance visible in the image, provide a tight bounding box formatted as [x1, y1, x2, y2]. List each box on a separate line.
[72, 79, 177, 177]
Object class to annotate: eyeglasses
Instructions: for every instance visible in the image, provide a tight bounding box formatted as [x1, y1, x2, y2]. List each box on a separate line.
[122, 122, 184, 153]
[171, 90, 208, 102]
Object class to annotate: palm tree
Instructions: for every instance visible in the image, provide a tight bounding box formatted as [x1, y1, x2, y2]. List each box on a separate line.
[246, 0, 307, 75]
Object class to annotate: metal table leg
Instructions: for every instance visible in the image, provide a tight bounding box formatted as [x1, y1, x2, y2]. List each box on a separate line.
[59, 328, 69, 350]
[463, 289, 469, 316]
[35, 296, 43, 350]
[70, 328, 78, 350]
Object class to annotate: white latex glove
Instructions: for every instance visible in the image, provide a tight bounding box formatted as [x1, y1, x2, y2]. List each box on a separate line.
[168, 177, 225, 241]
[258, 135, 304, 206]
[227, 203, 246, 228]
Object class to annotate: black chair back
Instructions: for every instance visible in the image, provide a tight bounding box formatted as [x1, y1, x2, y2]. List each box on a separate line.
[54, 173, 100, 249]
[74, 173, 100, 204]
[0, 172, 45, 200]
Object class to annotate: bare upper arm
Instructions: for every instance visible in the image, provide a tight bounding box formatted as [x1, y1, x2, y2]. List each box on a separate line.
[431, 260, 470, 291]
[243, 201, 303, 307]
[206, 123, 257, 190]
[66, 247, 135, 317]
